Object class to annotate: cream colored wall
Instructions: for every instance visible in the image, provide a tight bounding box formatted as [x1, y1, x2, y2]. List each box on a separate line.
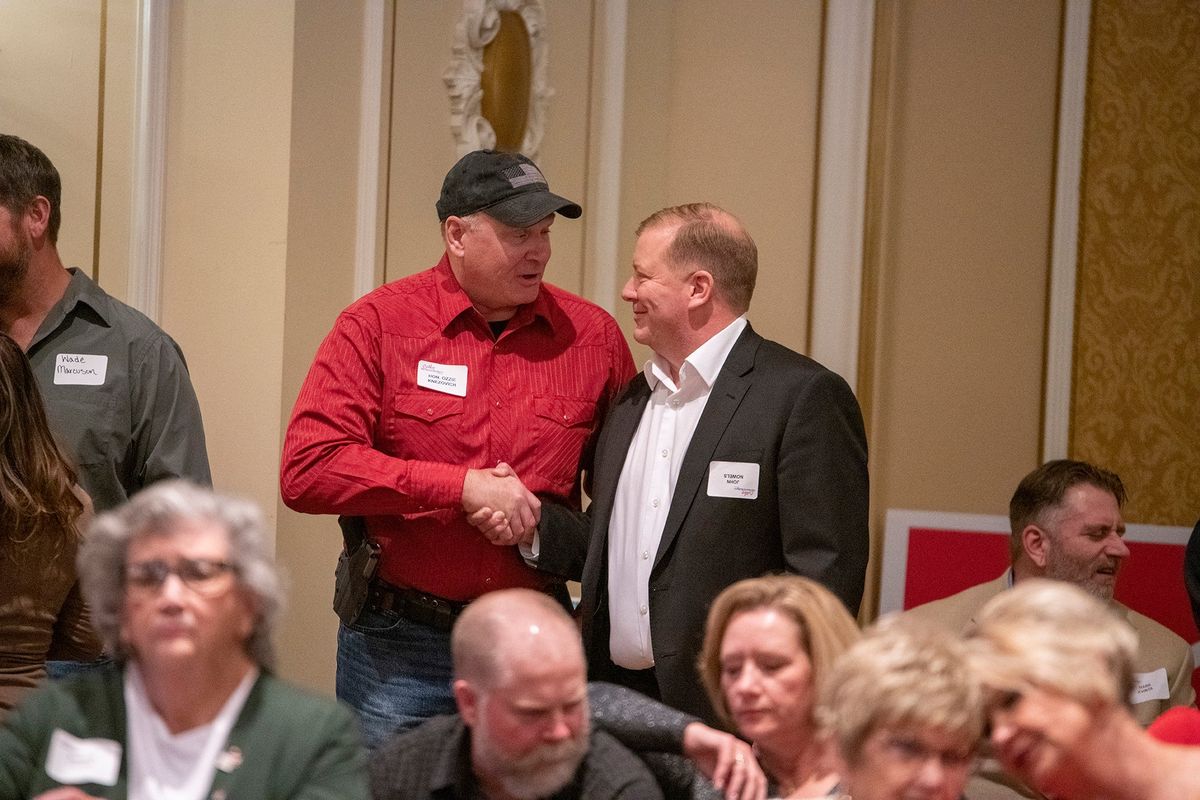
[3, 0, 311, 682]
[0, 0, 103, 280]
[1, 2, 296, 543]
[384, 2, 462, 280]
[275, 0, 370, 696]
[95, 0, 137, 305]
[384, 2, 594, 291]
[161, 2, 295, 546]
[861, 0, 1062, 606]
[618, 0, 823, 362]
[5, 0, 1074, 692]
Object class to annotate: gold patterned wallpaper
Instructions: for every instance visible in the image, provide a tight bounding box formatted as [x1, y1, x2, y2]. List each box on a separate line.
[1071, 0, 1200, 525]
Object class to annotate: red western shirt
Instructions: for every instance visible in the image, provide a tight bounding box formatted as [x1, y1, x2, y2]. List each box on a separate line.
[281, 255, 635, 600]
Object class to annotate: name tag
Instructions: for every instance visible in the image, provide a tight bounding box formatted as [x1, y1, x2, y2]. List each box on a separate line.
[45, 728, 121, 787]
[1130, 668, 1170, 704]
[416, 360, 467, 397]
[53, 353, 108, 386]
[707, 461, 760, 499]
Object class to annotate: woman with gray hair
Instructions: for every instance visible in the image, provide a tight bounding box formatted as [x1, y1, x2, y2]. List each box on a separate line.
[815, 616, 983, 800]
[0, 481, 368, 800]
[967, 578, 1200, 800]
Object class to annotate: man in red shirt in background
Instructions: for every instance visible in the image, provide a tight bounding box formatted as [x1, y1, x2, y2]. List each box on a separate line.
[281, 150, 635, 748]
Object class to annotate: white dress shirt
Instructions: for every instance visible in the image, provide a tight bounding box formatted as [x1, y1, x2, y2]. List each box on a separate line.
[607, 316, 747, 669]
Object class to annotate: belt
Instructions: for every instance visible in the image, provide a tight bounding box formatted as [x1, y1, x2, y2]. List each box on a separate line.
[367, 581, 469, 632]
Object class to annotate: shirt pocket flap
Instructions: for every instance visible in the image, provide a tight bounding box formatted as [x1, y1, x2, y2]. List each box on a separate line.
[393, 392, 464, 424]
[534, 395, 596, 429]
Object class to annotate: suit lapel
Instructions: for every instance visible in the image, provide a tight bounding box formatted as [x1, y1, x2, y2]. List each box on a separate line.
[583, 375, 652, 589]
[653, 327, 760, 569]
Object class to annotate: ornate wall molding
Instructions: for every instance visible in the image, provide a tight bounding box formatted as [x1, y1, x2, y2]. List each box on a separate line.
[1042, 0, 1091, 461]
[810, 0, 875, 391]
[582, 0, 627, 314]
[128, 0, 169, 321]
[443, 0, 551, 159]
[354, 0, 388, 299]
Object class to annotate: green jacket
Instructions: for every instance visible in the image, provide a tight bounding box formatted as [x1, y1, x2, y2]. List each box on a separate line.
[0, 666, 368, 799]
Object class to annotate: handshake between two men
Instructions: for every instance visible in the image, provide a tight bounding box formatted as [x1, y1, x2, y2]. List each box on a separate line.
[461, 462, 541, 547]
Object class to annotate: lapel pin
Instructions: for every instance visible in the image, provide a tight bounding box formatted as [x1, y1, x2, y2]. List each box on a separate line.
[216, 746, 243, 773]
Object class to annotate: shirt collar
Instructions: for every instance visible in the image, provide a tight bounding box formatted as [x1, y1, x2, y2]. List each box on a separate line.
[61, 267, 113, 323]
[645, 315, 748, 393]
[30, 268, 113, 351]
[431, 254, 559, 337]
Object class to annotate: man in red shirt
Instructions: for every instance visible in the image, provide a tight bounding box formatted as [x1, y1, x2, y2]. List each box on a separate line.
[280, 150, 635, 748]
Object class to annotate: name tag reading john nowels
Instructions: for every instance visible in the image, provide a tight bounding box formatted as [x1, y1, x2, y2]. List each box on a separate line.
[707, 461, 760, 500]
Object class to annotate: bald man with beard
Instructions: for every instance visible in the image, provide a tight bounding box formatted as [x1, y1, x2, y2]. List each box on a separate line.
[370, 589, 662, 800]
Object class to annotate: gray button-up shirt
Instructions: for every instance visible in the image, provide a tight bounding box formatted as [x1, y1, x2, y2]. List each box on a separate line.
[25, 268, 211, 510]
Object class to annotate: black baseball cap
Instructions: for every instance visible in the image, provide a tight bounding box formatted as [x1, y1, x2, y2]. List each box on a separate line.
[436, 149, 582, 227]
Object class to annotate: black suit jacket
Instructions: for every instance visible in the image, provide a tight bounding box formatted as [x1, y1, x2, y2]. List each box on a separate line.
[539, 324, 869, 723]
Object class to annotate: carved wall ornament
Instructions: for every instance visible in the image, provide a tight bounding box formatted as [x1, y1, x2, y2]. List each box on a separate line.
[444, 0, 551, 159]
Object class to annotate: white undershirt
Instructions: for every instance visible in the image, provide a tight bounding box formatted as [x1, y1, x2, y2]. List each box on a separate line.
[607, 316, 747, 669]
[124, 663, 258, 800]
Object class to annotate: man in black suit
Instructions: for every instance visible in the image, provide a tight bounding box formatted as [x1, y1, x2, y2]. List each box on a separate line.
[474, 203, 868, 724]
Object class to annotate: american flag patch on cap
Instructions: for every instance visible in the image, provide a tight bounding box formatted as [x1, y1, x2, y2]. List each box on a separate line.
[501, 163, 547, 188]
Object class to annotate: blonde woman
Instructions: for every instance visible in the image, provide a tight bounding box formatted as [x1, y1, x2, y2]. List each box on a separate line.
[968, 579, 1200, 799]
[697, 575, 860, 798]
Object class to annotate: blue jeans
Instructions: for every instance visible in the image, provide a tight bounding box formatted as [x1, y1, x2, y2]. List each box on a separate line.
[46, 655, 114, 680]
[336, 607, 456, 750]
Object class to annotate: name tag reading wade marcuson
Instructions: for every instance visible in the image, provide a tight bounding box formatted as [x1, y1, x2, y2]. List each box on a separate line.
[707, 461, 760, 500]
[53, 353, 108, 386]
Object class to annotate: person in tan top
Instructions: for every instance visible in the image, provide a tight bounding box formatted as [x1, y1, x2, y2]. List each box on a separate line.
[906, 459, 1194, 726]
[906, 459, 1194, 800]
[0, 332, 100, 716]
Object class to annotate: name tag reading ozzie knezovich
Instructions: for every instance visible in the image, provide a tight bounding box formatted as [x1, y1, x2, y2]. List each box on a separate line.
[707, 461, 760, 500]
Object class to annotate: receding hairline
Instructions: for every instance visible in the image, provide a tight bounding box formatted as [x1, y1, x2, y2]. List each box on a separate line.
[452, 590, 582, 687]
[635, 203, 747, 241]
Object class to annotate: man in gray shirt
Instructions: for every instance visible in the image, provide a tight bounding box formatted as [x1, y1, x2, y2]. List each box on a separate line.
[0, 134, 209, 510]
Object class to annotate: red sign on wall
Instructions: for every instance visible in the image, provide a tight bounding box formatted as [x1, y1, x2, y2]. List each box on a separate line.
[880, 509, 1199, 701]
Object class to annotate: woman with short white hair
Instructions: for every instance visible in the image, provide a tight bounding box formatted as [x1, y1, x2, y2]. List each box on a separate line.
[816, 616, 982, 800]
[967, 578, 1200, 799]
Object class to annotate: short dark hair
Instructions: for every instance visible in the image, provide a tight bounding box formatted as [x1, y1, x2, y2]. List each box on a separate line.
[637, 203, 757, 313]
[1008, 459, 1127, 559]
[0, 134, 62, 243]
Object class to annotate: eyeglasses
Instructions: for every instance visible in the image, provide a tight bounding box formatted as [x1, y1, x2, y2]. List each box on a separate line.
[880, 733, 975, 771]
[124, 558, 237, 596]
